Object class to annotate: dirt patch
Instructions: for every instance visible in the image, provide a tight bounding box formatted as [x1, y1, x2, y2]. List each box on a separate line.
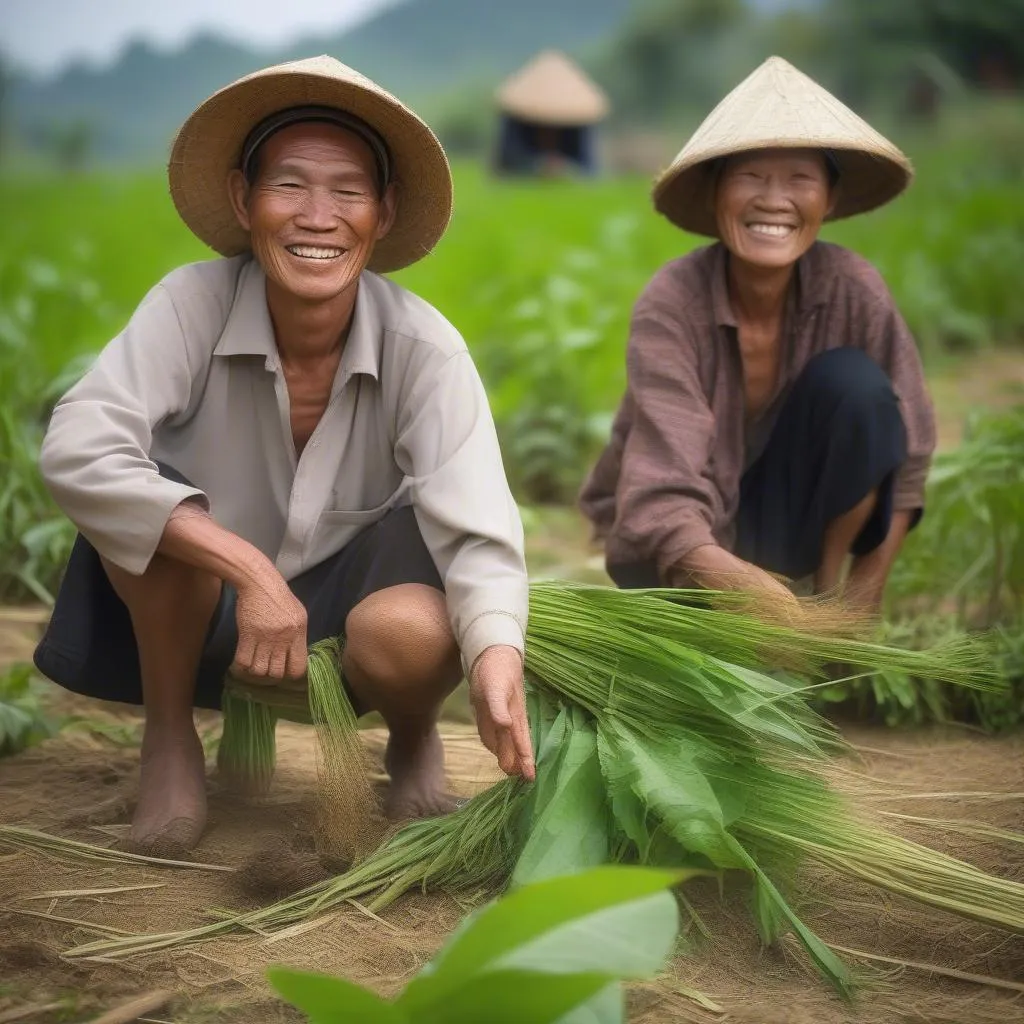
[1, 704, 1023, 1023]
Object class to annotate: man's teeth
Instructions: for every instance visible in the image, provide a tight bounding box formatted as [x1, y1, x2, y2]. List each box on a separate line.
[748, 223, 794, 237]
[287, 245, 344, 259]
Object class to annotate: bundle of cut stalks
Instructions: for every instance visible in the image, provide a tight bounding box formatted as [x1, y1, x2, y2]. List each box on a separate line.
[64, 582, 1024, 996]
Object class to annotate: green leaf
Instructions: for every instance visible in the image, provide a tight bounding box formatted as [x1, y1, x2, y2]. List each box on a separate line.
[266, 967, 406, 1023]
[727, 845, 853, 999]
[554, 983, 623, 1024]
[513, 707, 611, 886]
[598, 717, 742, 868]
[399, 866, 686, 1014]
[412, 970, 611, 1024]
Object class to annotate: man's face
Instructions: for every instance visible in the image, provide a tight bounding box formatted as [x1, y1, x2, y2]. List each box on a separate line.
[714, 148, 834, 270]
[229, 121, 396, 303]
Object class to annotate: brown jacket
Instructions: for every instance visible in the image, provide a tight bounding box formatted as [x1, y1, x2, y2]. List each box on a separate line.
[578, 241, 936, 579]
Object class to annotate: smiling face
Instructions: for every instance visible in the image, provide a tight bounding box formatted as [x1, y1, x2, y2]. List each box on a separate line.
[713, 148, 835, 270]
[227, 121, 397, 303]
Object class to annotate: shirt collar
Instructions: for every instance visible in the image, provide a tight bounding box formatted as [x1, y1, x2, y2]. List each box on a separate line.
[710, 240, 830, 329]
[213, 257, 383, 385]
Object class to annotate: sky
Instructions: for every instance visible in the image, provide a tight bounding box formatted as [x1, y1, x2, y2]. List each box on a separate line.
[1, 0, 400, 76]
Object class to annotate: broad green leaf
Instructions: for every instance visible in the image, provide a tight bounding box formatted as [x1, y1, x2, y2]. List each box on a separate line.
[399, 866, 686, 1014]
[266, 967, 406, 1023]
[554, 983, 623, 1024]
[598, 717, 742, 868]
[412, 969, 610, 1024]
[496, 890, 678, 976]
[513, 707, 611, 886]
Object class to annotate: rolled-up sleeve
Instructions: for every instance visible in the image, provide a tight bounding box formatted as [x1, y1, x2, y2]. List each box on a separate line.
[613, 294, 720, 578]
[856, 267, 936, 510]
[394, 349, 528, 676]
[38, 283, 206, 574]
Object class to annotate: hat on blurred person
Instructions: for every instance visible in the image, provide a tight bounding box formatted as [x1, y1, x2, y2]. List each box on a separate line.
[653, 55, 913, 237]
[168, 55, 453, 272]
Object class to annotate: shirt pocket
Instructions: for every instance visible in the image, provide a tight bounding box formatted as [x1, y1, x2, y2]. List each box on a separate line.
[316, 485, 406, 528]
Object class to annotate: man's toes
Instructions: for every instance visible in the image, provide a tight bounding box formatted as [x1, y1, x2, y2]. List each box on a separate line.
[126, 815, 205, 857]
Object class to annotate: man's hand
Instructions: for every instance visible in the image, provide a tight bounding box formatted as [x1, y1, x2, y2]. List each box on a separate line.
[231, 573, 308, 682]
[469, 645, 535, 781]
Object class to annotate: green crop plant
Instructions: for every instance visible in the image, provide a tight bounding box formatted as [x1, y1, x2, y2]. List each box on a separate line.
[268, 865, 692, 1024]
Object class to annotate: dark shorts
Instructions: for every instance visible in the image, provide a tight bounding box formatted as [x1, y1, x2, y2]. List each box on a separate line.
[608, 347, 919, 588]
[32, 465, 443, 710]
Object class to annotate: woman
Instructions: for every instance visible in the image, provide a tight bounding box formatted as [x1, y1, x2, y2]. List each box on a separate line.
[34, 56, 533, 855]
[580, 56, 936, 614]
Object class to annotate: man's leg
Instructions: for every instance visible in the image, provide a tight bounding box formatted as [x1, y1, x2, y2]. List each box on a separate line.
[101, 554, 221, 853]
[342, 583, 462, 818]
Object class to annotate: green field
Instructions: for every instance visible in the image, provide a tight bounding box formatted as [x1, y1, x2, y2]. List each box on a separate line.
[1, 98, 1023, 612]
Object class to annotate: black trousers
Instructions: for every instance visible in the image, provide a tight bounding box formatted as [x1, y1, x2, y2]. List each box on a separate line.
[33, 466, 443, 710]
[609, 347, 916, 588]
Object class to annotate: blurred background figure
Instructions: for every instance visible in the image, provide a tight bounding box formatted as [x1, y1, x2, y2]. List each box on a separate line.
[493, 49, 609, 177]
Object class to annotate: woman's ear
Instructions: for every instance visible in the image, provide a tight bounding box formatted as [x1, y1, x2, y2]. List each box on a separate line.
[825, 180, 841, 219]
[227, 169, 252, 232]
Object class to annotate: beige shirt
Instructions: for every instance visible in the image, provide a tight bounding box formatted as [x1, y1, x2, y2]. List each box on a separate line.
[579, 241, 936, 578]
[39, 255, 528, 674]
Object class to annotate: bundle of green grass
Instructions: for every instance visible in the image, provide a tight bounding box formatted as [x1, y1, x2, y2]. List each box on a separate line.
[69, 582, 1024, 995]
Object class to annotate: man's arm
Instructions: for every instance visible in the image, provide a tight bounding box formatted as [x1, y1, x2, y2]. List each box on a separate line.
[158, 502, 309, 680]
[393, 347, 532, 779]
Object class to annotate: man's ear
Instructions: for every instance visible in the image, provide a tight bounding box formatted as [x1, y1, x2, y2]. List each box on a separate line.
[227, 169, 252, 232]
[375, 182, 399, 240]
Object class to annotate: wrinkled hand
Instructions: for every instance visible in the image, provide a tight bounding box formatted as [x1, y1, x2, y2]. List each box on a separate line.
[469, 645, 535, 781]
[231, 572, 308, 683]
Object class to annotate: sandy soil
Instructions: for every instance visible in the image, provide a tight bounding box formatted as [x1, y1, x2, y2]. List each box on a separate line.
[1, 648, 1022, 1022]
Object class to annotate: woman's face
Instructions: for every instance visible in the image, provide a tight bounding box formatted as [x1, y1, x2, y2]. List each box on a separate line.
[714, 148, 835, 270]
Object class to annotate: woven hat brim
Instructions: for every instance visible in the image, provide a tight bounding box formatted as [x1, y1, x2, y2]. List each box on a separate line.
[168, 61, 453, 273]
[653, 142, 913, 237]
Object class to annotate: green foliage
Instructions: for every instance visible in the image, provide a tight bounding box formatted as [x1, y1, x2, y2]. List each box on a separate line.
[0, 253, 103, 602]
[0, 102, 1022, 570]
[889, 404, 1024, 622]
[0, 662, 56, 756]
[268, 865, 684, 1024]
[819, 0, 1024, 103]
[813, 404, 1024, 730]
[75, 583, 1023, 997]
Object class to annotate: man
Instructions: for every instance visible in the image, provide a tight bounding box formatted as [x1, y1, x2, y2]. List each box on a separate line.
[580, 57, 936, 613]
[34, 56, 534, 856]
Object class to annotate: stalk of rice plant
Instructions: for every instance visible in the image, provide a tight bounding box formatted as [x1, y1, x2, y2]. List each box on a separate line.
[65, 581, 1022, 997]
[220, 638, 381, 863]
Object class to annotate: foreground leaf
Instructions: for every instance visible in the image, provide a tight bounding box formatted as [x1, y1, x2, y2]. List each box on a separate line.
[411, 969, 611, 1024]
[267, 967, 406, 1023]
[399, 866, 687, 1013]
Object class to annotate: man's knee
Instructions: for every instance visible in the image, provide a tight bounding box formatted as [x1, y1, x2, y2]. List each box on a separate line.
[796, 348, 895, 412]
[345, 584, 460, 691]
[101, 553, 220, 611]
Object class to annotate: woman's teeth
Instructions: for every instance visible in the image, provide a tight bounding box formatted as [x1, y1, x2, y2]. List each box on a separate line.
[747, 223, 795, 238]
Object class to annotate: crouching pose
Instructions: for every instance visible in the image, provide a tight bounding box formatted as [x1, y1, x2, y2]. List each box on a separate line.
[580, 57, 936, 612]
[34, 57, 534, 855]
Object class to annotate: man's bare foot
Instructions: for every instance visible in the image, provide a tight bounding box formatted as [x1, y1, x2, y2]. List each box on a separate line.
[384, 724, 459, 819]
[128, 724, 208, 856]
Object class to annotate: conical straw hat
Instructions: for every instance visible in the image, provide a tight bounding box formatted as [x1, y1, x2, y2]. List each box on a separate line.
[497, 49, 610, 126]
[653, 56, 913, 237]
[169, 55, 453, 273]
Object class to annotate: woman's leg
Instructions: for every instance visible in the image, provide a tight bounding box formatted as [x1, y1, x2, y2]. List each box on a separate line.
[737, 347, 915, 604]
